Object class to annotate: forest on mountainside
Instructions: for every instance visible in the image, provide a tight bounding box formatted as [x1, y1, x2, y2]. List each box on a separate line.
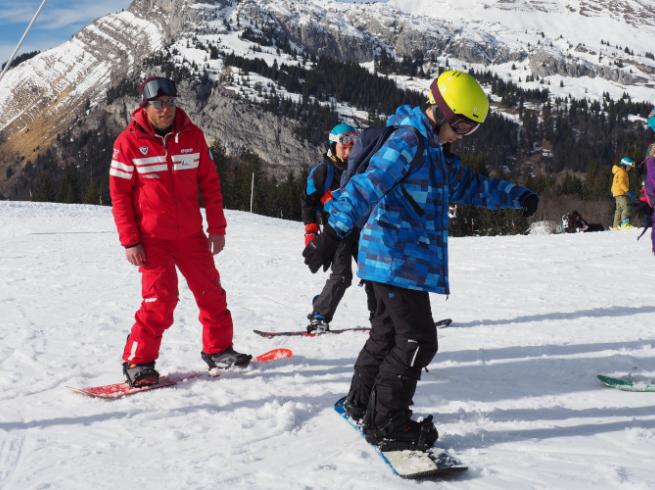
[18, 44, 653, 235]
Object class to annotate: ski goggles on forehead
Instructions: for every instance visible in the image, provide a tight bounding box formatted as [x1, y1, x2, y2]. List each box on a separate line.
[141, 78, 177, 101]
[448, 115, 480, 136]
[148, 98, 177, 110]
[329, 133, 357, 146]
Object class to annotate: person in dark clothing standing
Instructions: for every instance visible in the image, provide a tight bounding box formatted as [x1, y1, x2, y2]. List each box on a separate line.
[303, 70, 539, 450]
[302, 123, 375, 333]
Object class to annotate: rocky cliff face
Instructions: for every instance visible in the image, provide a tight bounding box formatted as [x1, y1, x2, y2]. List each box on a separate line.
[0, 5, 167, 196]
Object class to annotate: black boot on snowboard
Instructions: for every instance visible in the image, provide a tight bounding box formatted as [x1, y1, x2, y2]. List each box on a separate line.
[364, 411, 439, 452]
[344, 395, 367, 423]
[123, 361, 160, 387]
[201, 346, 252, 372]
[306, 313, 330, 334]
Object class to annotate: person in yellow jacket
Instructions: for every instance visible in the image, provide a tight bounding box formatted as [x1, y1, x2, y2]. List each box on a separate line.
[611, 156, 634, 229]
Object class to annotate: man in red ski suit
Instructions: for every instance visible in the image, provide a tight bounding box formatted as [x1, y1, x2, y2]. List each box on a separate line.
[109, 76, 251, 387]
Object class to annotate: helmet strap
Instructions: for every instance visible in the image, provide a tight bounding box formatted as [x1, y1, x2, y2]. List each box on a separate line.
[430, 79, 456, 123]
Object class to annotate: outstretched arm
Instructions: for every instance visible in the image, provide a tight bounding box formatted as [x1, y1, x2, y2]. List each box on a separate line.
[447, 154, 537, 214]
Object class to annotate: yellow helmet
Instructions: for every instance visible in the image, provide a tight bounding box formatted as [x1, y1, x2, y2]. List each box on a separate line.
[428, 70, 489, 126]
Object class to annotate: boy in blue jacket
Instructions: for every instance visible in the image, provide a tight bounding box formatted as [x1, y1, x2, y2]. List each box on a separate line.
[303, 70, 538, 451]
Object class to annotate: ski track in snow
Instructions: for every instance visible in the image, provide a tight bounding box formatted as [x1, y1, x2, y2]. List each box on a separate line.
[1, 201, 655, 489]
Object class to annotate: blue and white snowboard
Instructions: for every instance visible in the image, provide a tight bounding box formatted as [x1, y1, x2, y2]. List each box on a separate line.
[334, 397, 467, 479]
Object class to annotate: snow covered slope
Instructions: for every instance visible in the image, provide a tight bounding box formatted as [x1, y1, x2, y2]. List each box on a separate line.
[1, 201, 654, 489]
[236, 0, 655, 102]
[385, 0, 655, 102]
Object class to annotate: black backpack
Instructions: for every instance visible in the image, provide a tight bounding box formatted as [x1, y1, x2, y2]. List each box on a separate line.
[339, 125, 425, 188]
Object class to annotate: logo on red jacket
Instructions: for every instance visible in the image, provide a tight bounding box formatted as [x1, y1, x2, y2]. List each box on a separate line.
[139, 146, 149, 155]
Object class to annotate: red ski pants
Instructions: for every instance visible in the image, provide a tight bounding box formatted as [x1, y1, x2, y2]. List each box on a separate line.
[122, 235, 233, 364]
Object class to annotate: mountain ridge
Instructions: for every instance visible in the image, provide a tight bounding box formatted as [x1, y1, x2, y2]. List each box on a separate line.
[0, 0, 653, 200]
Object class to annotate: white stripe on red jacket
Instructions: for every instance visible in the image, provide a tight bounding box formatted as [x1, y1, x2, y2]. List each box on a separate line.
[109, 107, 226, 246]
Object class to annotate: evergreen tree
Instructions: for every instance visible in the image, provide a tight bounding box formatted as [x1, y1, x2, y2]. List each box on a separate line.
[57, 165, 79, 203]
[84, 178, 100, 205]
[33, 172, 55, 202]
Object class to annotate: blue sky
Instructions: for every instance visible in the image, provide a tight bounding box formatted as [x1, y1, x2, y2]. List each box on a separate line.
[0, 0, 132, 64]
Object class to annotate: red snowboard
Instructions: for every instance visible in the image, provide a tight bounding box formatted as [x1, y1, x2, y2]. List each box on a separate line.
[67, 348, 293, 400]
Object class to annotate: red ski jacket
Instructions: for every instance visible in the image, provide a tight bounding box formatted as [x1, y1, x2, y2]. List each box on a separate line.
[109, 107, 226, 247]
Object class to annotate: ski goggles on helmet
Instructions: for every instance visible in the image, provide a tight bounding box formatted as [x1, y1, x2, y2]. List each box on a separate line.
[329, 132, 356, 146]
[448, 115, 480, 136]
[141, 78, 177, 101]
[148, 98, 177, 110]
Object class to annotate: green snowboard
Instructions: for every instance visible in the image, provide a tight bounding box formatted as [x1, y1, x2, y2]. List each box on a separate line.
[597, 374, 655, 392]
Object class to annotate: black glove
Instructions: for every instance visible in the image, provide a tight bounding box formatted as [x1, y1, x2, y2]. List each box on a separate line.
[303, 223, 340, 273]
[518, 191, 539, 217]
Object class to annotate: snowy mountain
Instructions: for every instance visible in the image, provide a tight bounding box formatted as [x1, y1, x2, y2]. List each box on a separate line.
[2, 200, 655, 489]
[0, 1, 175, 193]
[0, 0, 654, 198]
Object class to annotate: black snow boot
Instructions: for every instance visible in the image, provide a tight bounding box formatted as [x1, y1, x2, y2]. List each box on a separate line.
[364, 411, 439, 452]
[306, 313, 330, 334]
[123, 361, 160, 387]
[344, 395, 367, 423]
[201, 346, 252, 372]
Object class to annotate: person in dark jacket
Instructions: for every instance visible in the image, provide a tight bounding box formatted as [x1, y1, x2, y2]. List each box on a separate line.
[302, 123, 375, 333]
[303, 70, 539, 451]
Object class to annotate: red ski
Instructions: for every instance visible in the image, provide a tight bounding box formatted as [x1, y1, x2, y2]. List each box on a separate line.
[67, 348, 293, 400]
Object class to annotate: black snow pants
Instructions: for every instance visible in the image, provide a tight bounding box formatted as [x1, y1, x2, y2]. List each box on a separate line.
[347, 282, 438, 427]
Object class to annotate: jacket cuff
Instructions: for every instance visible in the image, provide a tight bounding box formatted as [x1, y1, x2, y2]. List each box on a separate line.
[304, 223, 319, 234]
[207, 225, 226, 236]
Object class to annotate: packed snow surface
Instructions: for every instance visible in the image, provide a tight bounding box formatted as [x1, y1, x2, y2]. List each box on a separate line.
[1, 201, 654, 489]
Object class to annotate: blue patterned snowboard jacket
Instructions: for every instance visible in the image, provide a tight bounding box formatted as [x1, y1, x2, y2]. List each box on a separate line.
[328, 105, 532, 294]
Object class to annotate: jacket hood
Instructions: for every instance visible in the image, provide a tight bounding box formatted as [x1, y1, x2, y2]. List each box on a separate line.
[129, 106, 194, 139]
[387, 105, 438, 145]
[612, 164, 624, 174]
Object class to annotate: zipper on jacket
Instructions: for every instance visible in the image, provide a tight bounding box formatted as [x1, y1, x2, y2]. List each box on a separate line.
[158, 132, 180, 237]
[408, 339, 419, 367]
[400, 185, 425, 217]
